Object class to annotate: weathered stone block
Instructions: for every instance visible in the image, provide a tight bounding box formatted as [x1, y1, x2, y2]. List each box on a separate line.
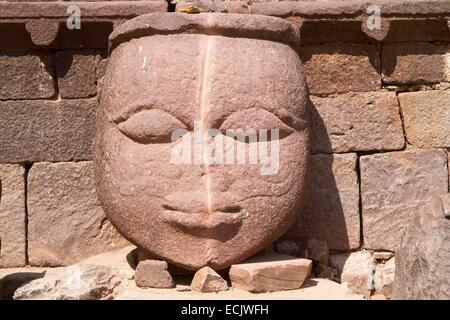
[53, 21, 112, 50]
[374, 257, 395, 299]
[301, 20, 370, 45]
[382, 43, 449, 84]
[191, 266, 228, 292]
[300, 45, 381, 95]
[393, 195, 450, 300]
[0, 23, 36, 51]
[27, 161, 127, 266]
[329, 251, 375, 297]
[134, 260, 174, 289]
[25, 19, 59, 46]
[56, 50, 97, 99]
[13, 264, 121, 300]
[360, 149, 448, 251]
[384, 19, 450, 42]
[229, 253, 312, 293]
[311, 92, 405, 153]
[0, 99, 96, 163]
[286, 153, 360, 251]
[0, 52, 55, 99]
[0, 164, 26, 267]
[399, 90, 450, 148]
[223, 1, 249, 14]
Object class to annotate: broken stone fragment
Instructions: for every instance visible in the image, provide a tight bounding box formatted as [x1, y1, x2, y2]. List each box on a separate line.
[25, 19, 59, 46]
[229, 253, 312, 293]
[134, 248, 193, 275]
[134, 260, 175, 289]
[374, 257, 395, 299]
[13, 264, 120, 300]
[191, 267, 228, 292]
[175, 284, 191, 292]
[329, 251, 375, 298]
[0, 268, 46, 300]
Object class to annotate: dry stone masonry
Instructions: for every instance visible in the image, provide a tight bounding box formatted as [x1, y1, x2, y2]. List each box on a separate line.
[360, 149, 448, 251]
[0, 0, 450, 300]
[27, 161, 127, 266]
[0, 165, 26, 267]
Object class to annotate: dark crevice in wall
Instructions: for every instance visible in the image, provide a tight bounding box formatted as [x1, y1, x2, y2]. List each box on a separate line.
[356, 148, 407, 157]
[395, 91, 411, 148]
[167, 0, 176, 12]
[356, 154, 364, 251]
[50, 49, 60, 101]
[23, 163, 32, 266]
[311, 148, 407, 156]
[378, 42, 382, 91]
[384, 83, 450, 93]
[446, 149, 449, 193]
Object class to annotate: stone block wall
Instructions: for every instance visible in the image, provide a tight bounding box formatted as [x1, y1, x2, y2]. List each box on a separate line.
[0, 1, 449, 273]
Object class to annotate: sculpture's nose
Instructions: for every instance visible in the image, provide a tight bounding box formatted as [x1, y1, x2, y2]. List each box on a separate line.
[163, 191, 237, 214]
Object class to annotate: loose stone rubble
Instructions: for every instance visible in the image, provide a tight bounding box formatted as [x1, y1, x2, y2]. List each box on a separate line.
[329, 251, 376, 297]
[191, 267, 229, 292]
[229, 253, 312, 293]
[13, 264, 121, 300]
[134, 260, 175, 289]
[374, 257, 395, 299]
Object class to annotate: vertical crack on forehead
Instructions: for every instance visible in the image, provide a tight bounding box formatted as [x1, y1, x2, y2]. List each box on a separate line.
[198, 30, 214, 215]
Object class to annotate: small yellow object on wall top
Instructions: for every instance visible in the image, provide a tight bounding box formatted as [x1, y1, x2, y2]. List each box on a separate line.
[179, 6, 202, 14]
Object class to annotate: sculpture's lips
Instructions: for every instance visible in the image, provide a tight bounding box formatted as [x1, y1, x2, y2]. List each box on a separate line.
[162, 206, 247, 229]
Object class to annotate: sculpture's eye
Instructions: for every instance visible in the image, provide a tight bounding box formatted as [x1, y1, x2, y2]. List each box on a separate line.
[117, 109, 187, 144]
[219, 108, 294, 142]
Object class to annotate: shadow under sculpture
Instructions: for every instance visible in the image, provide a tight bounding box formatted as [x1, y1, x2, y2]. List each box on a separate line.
[94, 13, 310, 271]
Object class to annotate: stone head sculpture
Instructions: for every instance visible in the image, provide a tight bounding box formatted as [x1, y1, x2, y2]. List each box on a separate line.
[94, 13, 310, 270]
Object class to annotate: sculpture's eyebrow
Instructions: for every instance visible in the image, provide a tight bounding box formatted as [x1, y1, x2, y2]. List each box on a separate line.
[213, 107, 307, 132]
[269, 108, 307, 131]
[111, 102, 192, 130]
[111, 103, 154, 124]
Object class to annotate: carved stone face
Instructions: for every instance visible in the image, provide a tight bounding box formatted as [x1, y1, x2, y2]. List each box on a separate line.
[94, 13, 310, 270]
